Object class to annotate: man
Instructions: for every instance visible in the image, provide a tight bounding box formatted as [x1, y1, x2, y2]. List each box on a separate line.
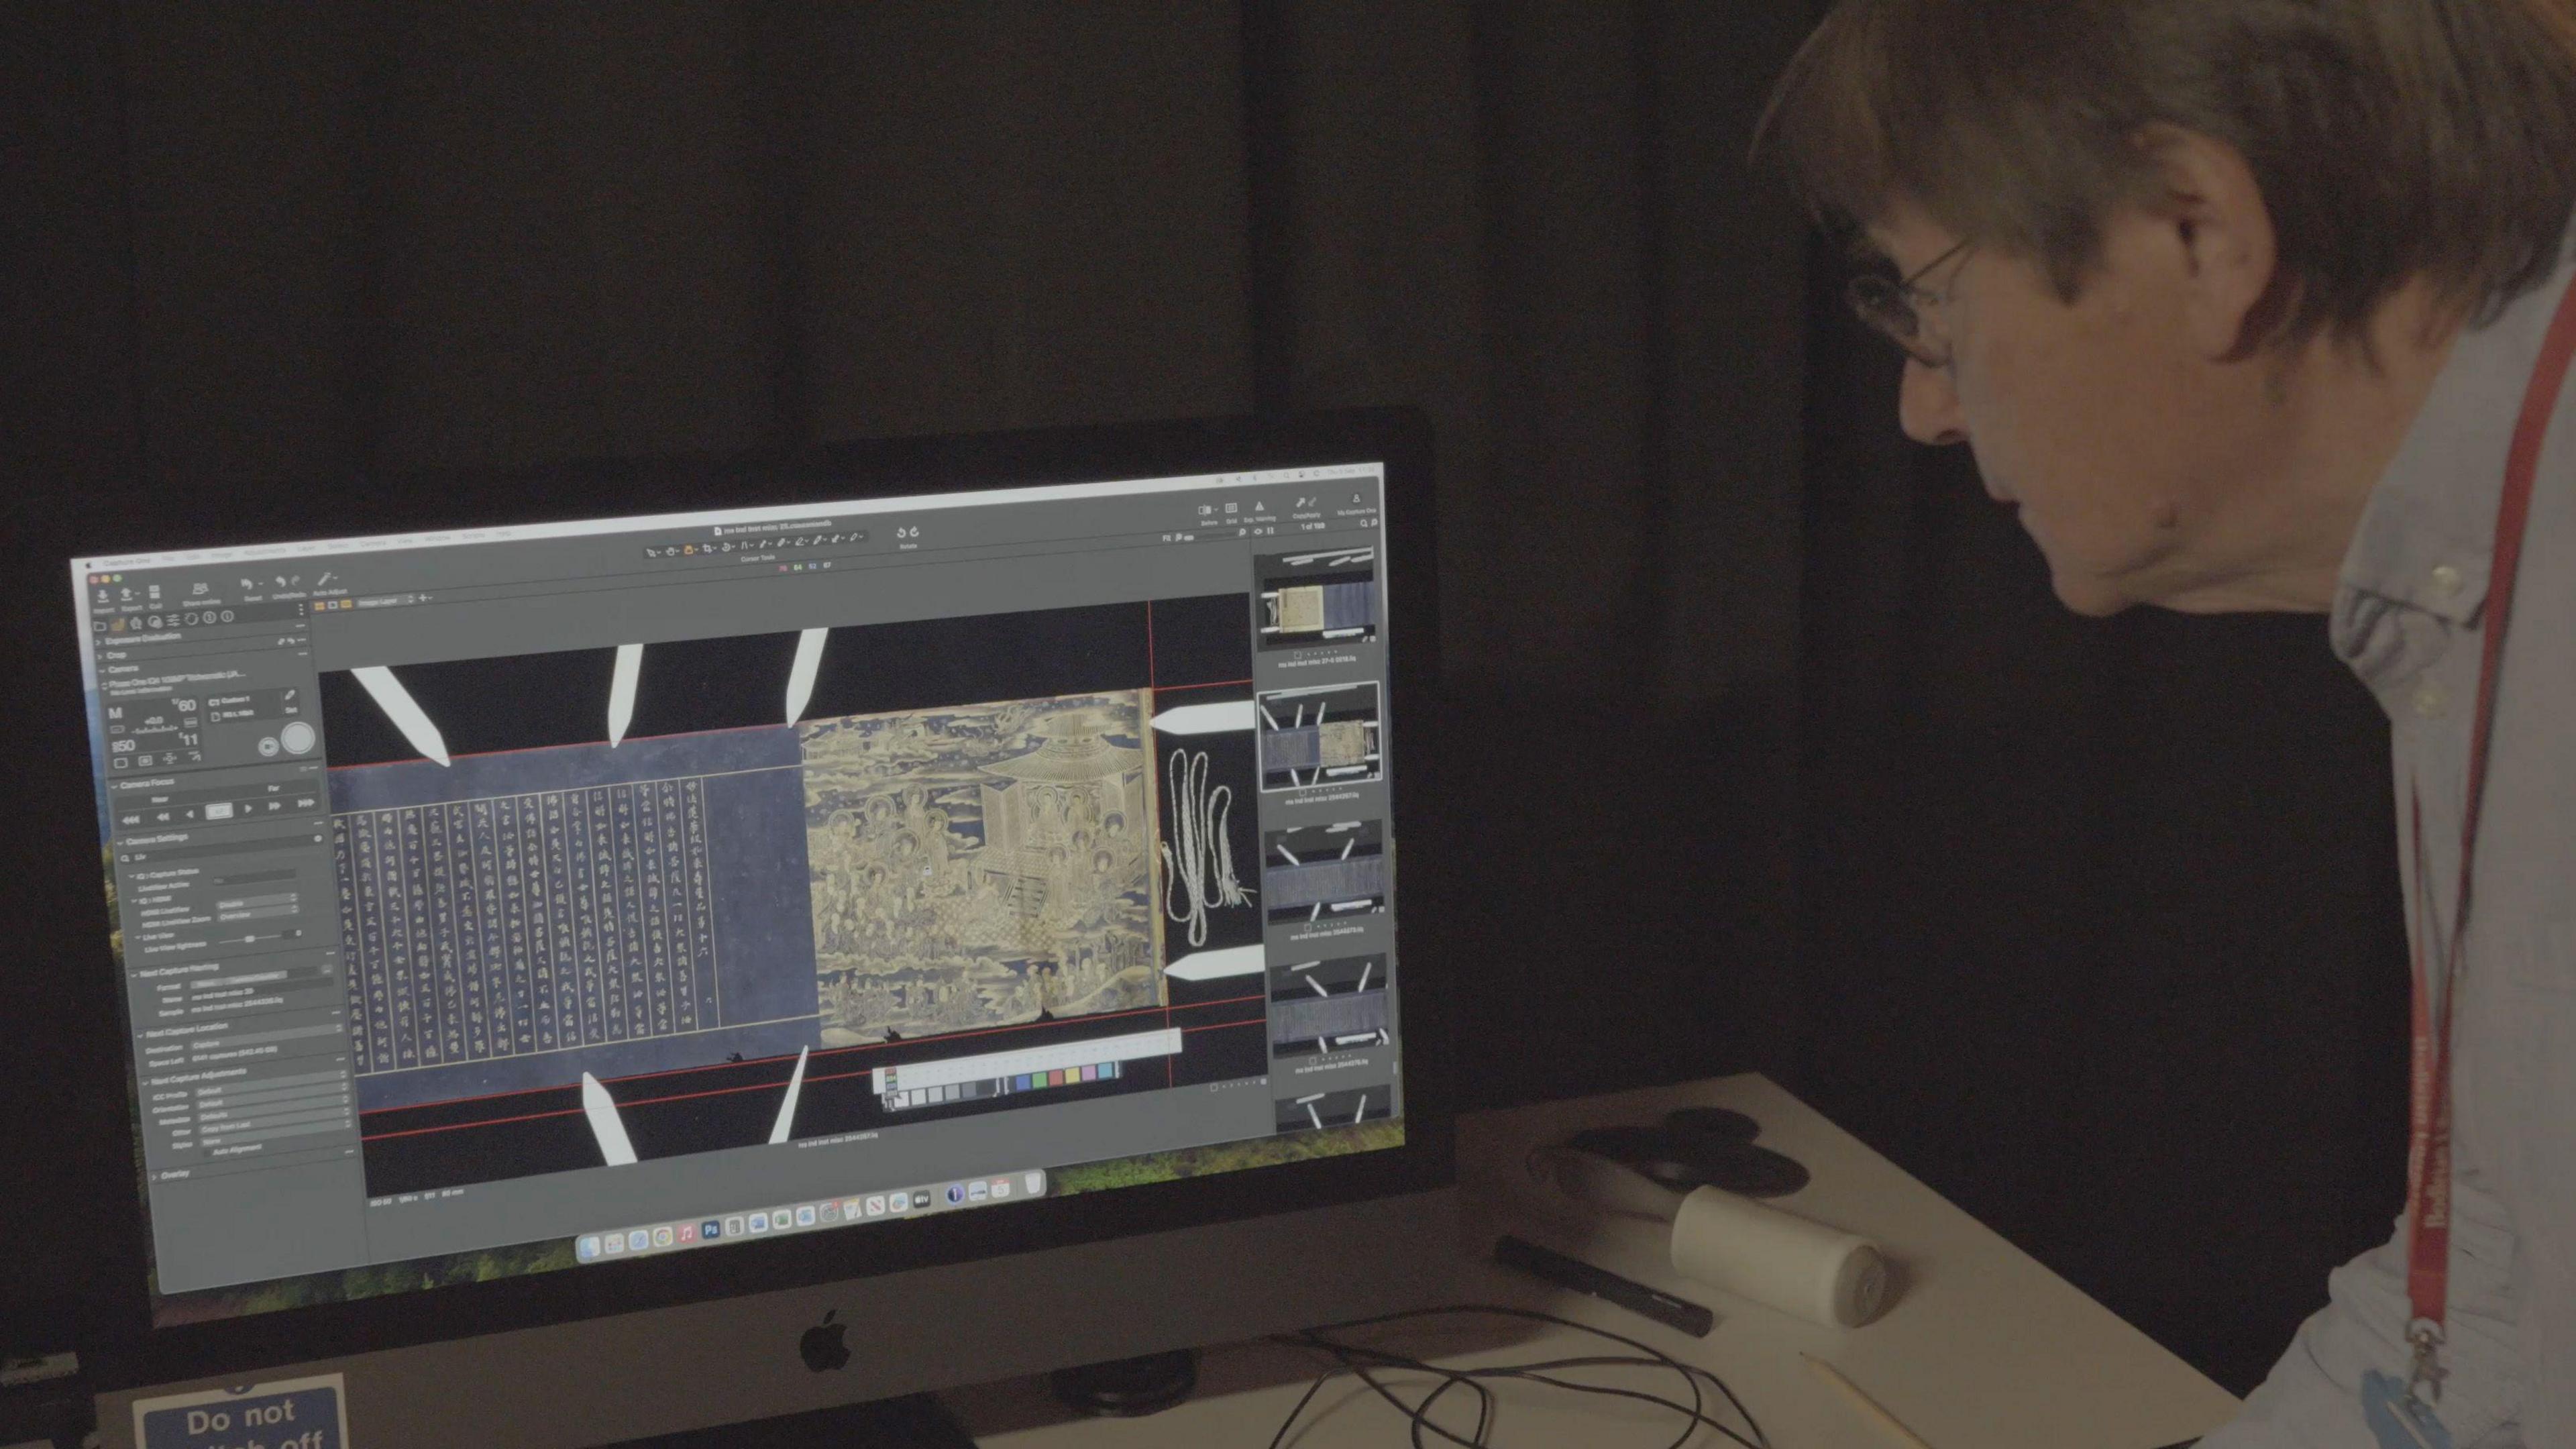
[1762, 2, 2576, 1444]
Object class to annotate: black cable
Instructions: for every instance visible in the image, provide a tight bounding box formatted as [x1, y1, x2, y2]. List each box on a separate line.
[1318, 1334, 1494, 1449]
[1269, 1336, 1493, 1449]
[1372, 1303, 1768, 1446]
[1342, 1345, 1493, 1449]
[1265, 1303, 1772, 1449]
[1448, 1350, 1763, 1442]
[1292, 1339, 1747, 1449]
[1265, 1364, 1339, 1449]
[1316, 1339, 1712, 1449]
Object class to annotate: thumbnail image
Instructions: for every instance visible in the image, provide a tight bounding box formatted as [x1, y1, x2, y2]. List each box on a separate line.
[1256, 682, 1382, 792]
[1267, 954, 1391, 1057]
[1255, 547, 1377, 652]
[802, 692, 1165, 1044]
[1266, 953, 1391, 1060]
[1263, 820, 1387, 926]
[1270, 992, 1390, 1059]
[1276, 1085, 1393, 1135]
[1267, 953, 1388, 1001]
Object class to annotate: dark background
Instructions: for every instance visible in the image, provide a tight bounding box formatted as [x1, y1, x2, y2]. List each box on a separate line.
[1, 2, 2404, 1397]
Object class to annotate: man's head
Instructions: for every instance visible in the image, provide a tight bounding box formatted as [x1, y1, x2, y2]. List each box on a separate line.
[1764, 0, 2576, 616]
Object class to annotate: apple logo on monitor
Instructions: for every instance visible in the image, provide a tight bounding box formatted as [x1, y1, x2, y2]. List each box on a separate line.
[800, 1309, 851, 1373]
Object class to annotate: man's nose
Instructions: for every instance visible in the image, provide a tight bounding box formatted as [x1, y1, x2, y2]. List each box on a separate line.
[1898, 358, 1969, 446]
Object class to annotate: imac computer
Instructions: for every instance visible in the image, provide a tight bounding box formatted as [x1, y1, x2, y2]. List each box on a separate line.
[40, 411, 1451, 1446]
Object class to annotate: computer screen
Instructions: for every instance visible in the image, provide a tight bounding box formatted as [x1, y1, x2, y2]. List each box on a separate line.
[72, 458, 1408, 1328]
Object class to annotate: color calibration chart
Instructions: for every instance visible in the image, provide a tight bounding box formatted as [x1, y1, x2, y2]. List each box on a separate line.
[870, 1026, 1182, 1112]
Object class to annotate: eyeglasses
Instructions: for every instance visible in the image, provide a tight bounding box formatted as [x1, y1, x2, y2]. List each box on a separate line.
[1846, 239, 1972, 369]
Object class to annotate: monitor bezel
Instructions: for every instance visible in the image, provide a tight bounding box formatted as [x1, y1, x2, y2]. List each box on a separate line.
[50, 408, 1449, 1393]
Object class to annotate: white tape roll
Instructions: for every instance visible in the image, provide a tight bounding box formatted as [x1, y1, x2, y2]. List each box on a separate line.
[1668, 1187, 1890, 1328]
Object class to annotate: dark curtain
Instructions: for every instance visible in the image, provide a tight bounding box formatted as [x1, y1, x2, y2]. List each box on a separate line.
[78, 0, 1809, 696]
[1796, 281, 2414, 1392]
[3, 2, 1808, 1346]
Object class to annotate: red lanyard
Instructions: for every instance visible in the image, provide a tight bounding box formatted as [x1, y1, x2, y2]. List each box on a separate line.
[2402, 269, 2576, 1398]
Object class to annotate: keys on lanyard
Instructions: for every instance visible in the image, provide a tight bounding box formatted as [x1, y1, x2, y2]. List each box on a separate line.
[2407, 1318, 2447, 1405]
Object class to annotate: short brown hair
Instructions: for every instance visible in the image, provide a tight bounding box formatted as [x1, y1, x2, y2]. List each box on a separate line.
[1762, 0, 2576, 346]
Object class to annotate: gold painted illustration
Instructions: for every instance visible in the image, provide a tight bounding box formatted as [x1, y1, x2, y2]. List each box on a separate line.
[800, 692, 1163, 1043]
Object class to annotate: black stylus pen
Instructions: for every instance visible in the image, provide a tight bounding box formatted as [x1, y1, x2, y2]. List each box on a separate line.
[1493, 1234, 1715, 1338]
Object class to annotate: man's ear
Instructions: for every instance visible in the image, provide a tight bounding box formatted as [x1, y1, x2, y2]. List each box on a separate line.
[2131, 123, 2285, 360]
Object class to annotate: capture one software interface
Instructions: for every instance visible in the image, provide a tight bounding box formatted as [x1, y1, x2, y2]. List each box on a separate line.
[72, 466, 1405, 1322]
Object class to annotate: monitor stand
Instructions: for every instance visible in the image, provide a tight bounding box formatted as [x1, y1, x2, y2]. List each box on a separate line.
[596, 1393, 975, 1448]
[1047, 1348, 1199, 1417]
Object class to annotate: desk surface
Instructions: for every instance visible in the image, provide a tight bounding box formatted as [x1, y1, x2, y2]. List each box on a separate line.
[949, 1075, 2240, 1448]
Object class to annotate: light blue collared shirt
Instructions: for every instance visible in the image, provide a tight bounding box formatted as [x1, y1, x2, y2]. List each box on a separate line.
[2204, 239, 2576, 1448]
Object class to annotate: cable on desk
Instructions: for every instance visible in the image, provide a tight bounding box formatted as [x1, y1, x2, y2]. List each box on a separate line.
[1265, 1304, 1773, 1449]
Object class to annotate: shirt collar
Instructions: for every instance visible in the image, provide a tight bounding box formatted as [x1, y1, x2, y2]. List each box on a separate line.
[2336, 239, 2576, 633]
